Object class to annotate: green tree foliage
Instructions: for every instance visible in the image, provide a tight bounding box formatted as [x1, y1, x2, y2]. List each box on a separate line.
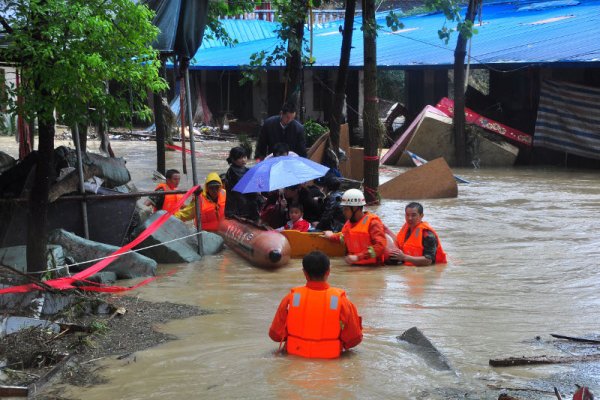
[424, 0, 479, 43]
[241, 0, 318, 85]
[205, 0, 259, 48]
[0, 0, 167, 273]
[1, 0, 167, 128]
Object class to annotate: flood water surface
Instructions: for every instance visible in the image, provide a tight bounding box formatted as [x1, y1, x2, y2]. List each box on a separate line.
[2, 137, 599, 399]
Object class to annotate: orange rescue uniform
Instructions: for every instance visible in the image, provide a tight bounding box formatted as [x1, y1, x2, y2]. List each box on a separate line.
[396, 221, 447, 266]
[330, 212, 388, 265]
[269, 281, 362, 359]
[153, 183, 183, 213]
[175, 189, 226, 232]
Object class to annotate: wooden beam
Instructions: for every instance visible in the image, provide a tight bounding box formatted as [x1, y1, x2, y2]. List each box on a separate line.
[490, 353, 600, 367]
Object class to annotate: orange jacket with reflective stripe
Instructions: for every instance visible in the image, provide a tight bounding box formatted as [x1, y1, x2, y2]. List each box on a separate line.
[154, 183, 183, 213]
[286, 285, 344, 359]
[341, 212, 386, 265]
[199, 189, 226, 231]
[396, 221, 447, 265]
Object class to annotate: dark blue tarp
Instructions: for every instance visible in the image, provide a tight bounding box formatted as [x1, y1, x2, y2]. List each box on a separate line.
[145, 0, 209, 58]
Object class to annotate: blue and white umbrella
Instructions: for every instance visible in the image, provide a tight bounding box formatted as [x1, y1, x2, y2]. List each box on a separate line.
[233, 156, 330, 194]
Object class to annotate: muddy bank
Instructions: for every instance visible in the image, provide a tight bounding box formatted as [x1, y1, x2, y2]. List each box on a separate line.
[0, 294, 211, 398]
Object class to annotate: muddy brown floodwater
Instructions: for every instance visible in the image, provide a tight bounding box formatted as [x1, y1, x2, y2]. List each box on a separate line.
[2, 136, 600, 399]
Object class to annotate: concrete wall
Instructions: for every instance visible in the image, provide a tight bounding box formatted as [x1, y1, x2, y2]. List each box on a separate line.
[0, 66, 17, 135]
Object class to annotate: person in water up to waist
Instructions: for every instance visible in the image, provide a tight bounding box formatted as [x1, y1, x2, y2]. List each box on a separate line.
[323, 189, 388, 265]
[149, 169, 183, 213]
[390, 202, 447, 266]
[175, 172, 226, 232]
[269, 251, 363, 359]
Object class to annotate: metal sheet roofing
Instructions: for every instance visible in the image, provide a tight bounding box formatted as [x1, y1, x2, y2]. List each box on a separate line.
[186, 0, 600, 70]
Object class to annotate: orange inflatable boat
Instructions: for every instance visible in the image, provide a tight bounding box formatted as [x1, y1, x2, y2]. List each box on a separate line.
[217, 219, 291, 269]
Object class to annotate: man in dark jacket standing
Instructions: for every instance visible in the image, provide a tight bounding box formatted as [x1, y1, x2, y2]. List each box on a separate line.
[255, 103, 307, 160]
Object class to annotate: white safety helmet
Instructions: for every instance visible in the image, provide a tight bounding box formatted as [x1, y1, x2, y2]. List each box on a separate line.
[340, 188, 366, 206]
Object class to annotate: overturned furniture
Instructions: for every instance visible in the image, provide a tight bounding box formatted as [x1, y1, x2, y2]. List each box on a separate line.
[381, 99, 532, 168]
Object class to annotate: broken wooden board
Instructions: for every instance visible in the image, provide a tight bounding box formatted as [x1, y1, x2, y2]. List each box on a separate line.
[397, 326, 452, 371]
[338, 124, 351, 177]
[394, 109, 519, 168]
[307, 132, 329, 164]
[379, 157, 458, 200]
[550, 333, 600, 344]
[348, 147, 364, 182]
[381, 106, 447, 166]
[489, 353, 600, 367]
[0, 386, 28, 397]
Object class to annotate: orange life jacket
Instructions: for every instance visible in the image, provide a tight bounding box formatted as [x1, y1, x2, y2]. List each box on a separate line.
[396, 221, 447, 266]
[341, 212, 385, 265]
[154, 183, 183, 213]
[198, 189, 226, 231]
[286, 285, 344, 359]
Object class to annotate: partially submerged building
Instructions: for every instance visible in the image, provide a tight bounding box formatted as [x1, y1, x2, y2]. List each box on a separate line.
[174, 0, 600, 166]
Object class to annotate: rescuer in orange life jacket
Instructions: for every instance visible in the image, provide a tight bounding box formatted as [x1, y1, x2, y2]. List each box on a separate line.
[175, 172, 226, 232]
[269, 251, 363, 358]
[148, 169, 183, 213]
[389, 202, 447, 266]
[322, 189, 388, 265]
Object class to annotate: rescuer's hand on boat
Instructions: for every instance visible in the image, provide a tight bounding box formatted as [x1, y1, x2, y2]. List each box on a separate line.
[345, 254, 359, 264]
[322, 230, 335, 239]
[388, 248, 406, 263]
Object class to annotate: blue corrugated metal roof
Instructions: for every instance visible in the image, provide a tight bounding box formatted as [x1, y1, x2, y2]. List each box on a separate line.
[185, 0, 600, 70]
[200, 19, 278, 49]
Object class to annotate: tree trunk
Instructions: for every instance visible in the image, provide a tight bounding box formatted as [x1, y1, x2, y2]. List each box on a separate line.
[453, 0, 480, 167]
[284, 2, 306, 109]
[77, 122, 87, 152]
[362, 0, 379, 204]
[153, 56, 168, 175]
[26, 113, 55, 273]
[329, 0, 356, 153]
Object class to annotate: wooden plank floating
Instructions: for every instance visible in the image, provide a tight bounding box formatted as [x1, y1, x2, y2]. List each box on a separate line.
[0, 386, 29, 397]
[489, 353, 600, 367]
[550, 333, 600, 344]
[379, 158, 458, 200]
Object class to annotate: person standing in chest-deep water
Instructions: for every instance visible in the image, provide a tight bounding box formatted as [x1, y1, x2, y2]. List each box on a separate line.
[269, 251, 363, 358]
[255, 103, 307, 160]
[389, 202, 447, 266]
[323, 189, 389, 266]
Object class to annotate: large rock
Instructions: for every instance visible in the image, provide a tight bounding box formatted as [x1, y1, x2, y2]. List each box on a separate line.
[133, 211, 223, 263]
[398, 326, 452, 371]
[48, 229, 157, 278]
[0, 245, 67, 274]
[0, 151, 15, 174]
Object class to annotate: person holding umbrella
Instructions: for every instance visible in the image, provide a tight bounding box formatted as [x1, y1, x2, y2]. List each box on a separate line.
[232, 155, 330, 227]
[323, 189, 388, 266]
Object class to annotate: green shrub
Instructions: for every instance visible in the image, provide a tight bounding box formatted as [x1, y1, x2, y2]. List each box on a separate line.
[304, 119, 328, 147]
